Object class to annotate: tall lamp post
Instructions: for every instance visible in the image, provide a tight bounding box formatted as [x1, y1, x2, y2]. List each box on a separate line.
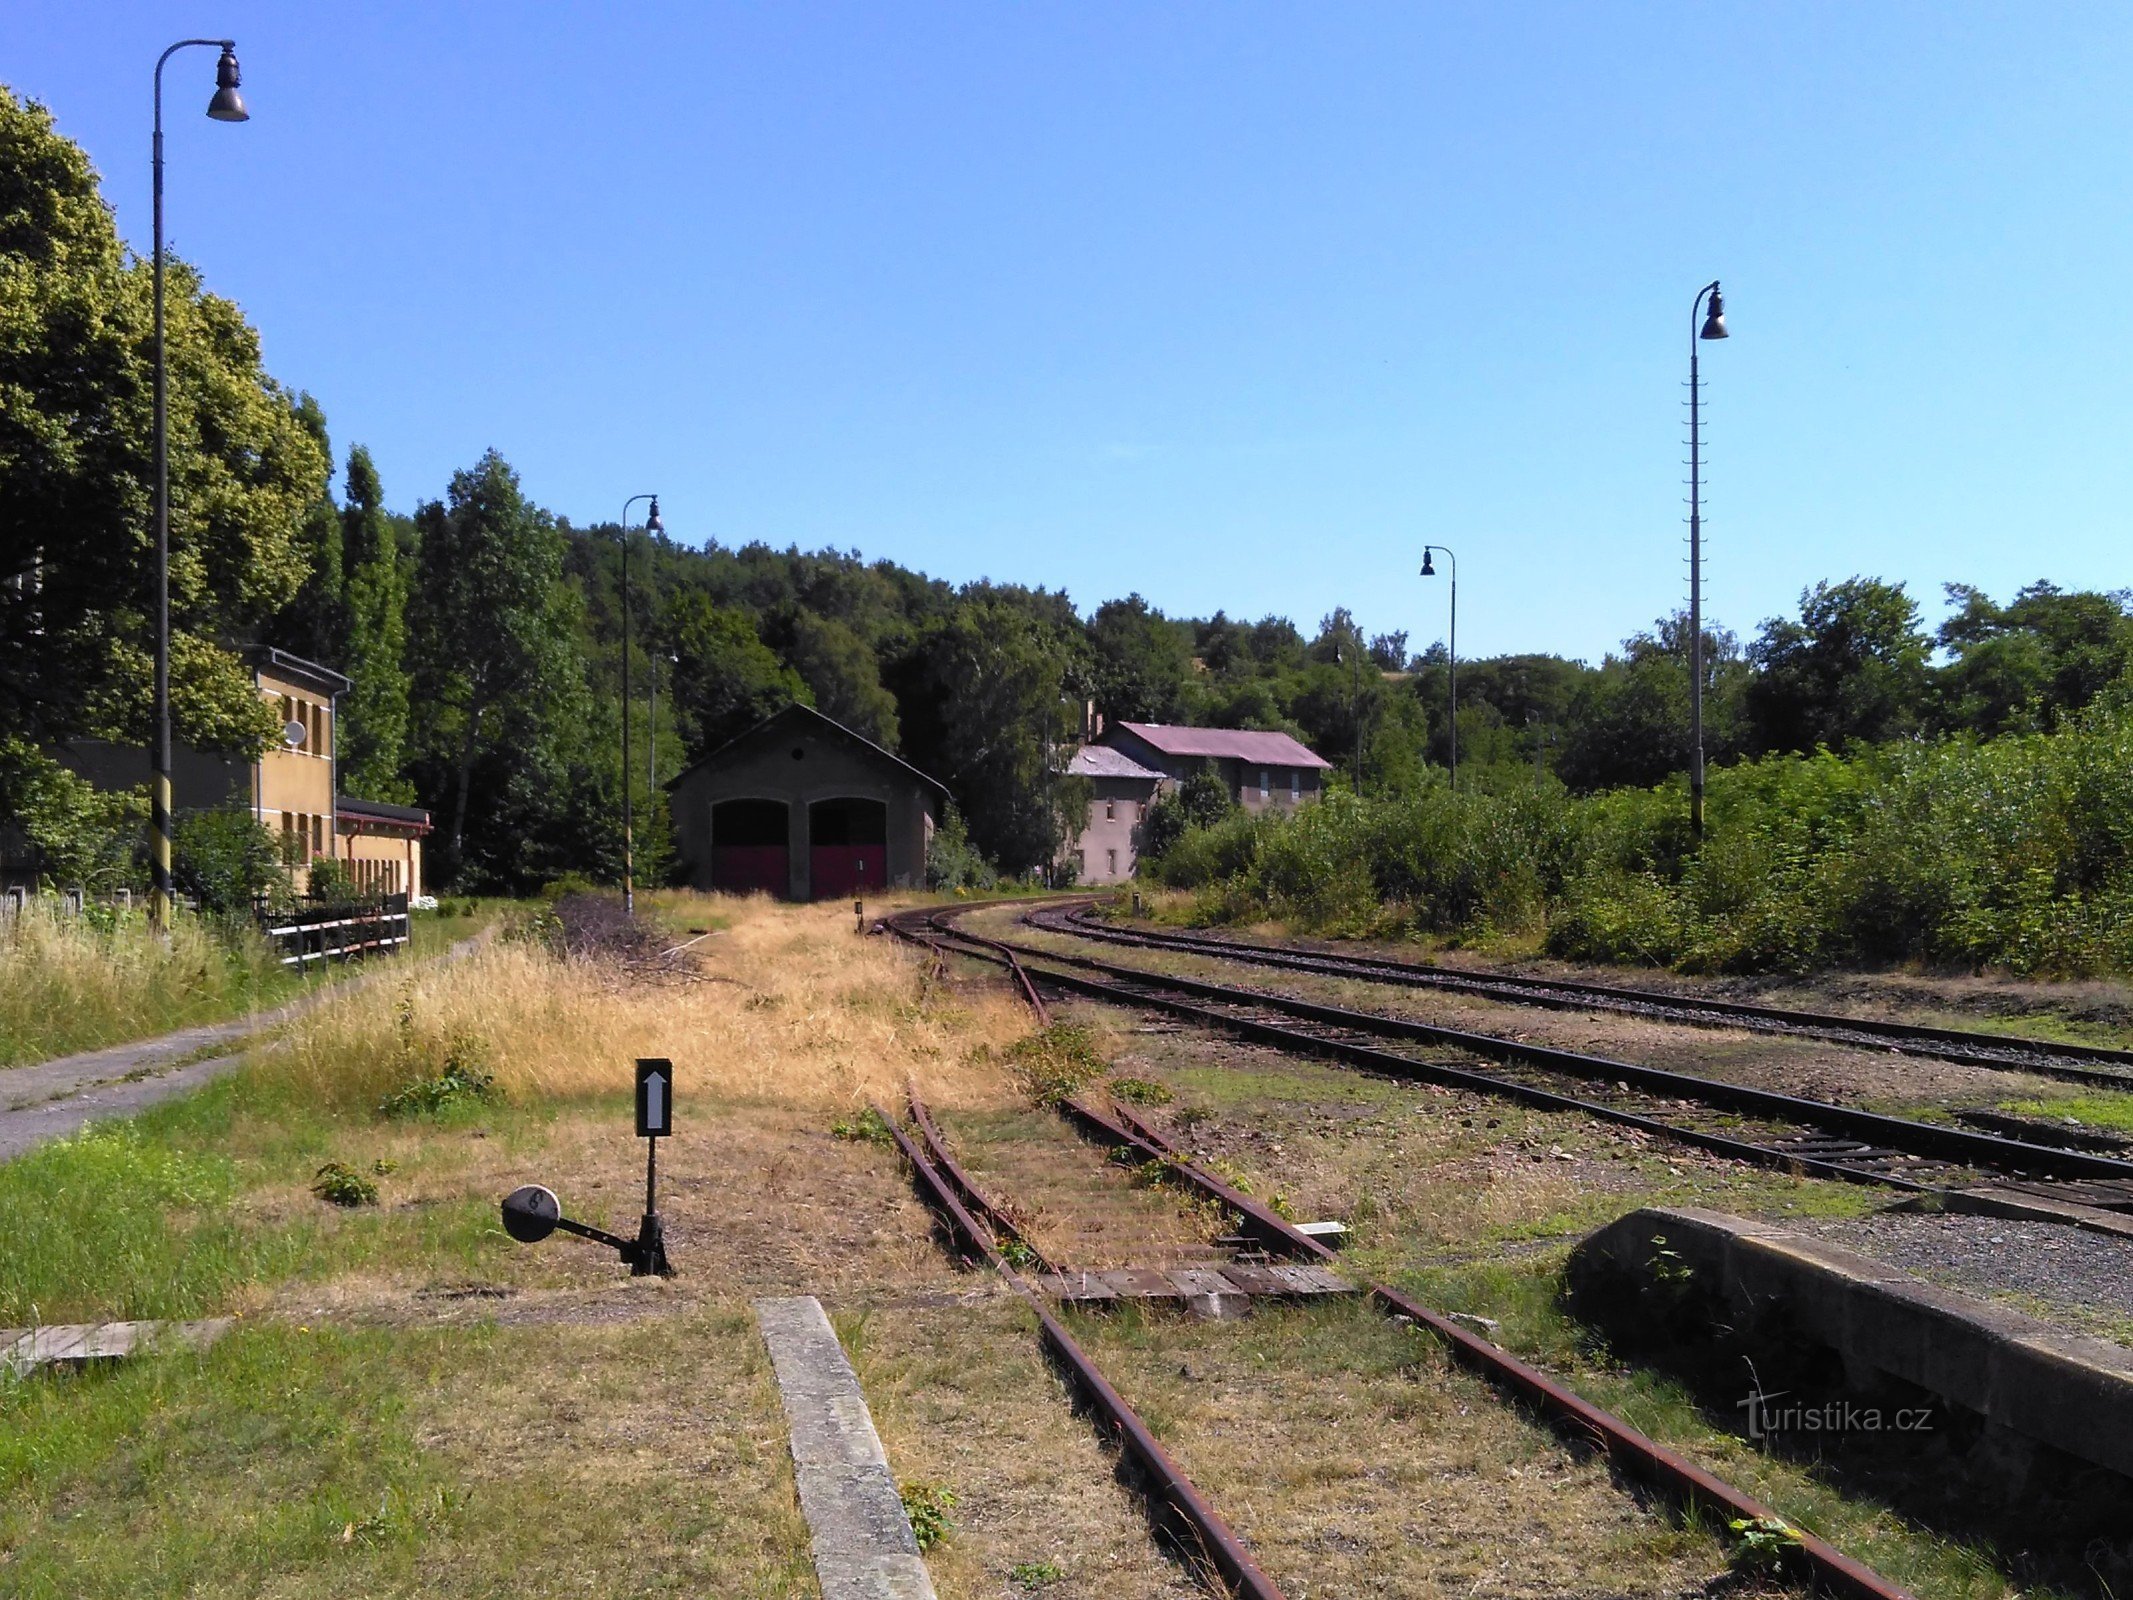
[1687, 280, 1727, 838]
[149, 40, 248, 933]
[618, 494, 662, 914]
[1420, 545, 1457, 792]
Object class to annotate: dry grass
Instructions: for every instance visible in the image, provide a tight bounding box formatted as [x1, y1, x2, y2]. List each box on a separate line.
[0, 901, 290, 1069]
[252, 894, 1035, 1115]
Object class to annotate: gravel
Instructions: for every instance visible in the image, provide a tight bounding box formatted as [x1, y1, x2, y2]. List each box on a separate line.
[1798, 1211, 2133, 1348]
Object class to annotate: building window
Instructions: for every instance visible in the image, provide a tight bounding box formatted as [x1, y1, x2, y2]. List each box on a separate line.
[1258, 768, 1269, 798]
[1290, 769, 1301, 799]
[1105, 797, 1116, 821]
[1106, 848, 1118, 875]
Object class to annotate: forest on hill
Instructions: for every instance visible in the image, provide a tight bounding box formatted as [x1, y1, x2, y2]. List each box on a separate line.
[7, 82, 2133, 912]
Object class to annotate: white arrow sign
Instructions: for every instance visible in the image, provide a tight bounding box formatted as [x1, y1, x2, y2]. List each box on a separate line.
[646, 1070, 666, 1130]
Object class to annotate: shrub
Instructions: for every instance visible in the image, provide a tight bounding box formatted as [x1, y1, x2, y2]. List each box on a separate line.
[926, 805, 997, 892]
[173, 806, 285, 914]
[1161, 708, 2133, 977]
[311, 1161, 379, 1207]
[0, 738, 145, 892]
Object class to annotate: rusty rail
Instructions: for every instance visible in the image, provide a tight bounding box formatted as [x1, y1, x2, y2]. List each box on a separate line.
[885, 905, 1051, 1026]
[877, 1094, 1288, 1600]
[1067, 1095, 1917, 1600]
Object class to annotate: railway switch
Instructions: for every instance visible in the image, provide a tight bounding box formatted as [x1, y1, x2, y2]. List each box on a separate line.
[498, 1057, 676, 1277]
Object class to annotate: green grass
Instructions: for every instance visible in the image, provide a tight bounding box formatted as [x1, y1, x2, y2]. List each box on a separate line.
[0, 1073, 511, 1326]
[0, 1312, 816, 1599]
[1997, 1091, 2133, 1135]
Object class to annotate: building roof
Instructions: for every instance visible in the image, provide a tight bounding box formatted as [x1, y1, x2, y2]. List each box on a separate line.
[1064, 744, 1165, 781]
[664, 703, 950, 795]
[252, 645, 352, 696]
[338, 796, 432, 833]
[1110, 722, 1333, 769]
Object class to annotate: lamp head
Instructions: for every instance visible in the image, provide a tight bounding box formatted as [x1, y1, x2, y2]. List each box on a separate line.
[645, 496, 663, 535]
[207, 45, 249, 122]
[1699, 284, 1727, 341]
[1420, 549, 1436, 577]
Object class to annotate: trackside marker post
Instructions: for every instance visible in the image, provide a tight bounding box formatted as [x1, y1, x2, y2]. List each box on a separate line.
[632, 1058, 674, 1276]
[498, 1058, 677, 1276]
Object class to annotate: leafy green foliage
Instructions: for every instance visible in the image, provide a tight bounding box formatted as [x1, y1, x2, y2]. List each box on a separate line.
[172, 807, 284, 914]
[0, 738, 144, 890]
[338, 445, 415, 803]
[1011, 1558, 1066, 1588]
[829, 1106, 894, 1145]
[1150, 709, 2133, 976]
[311, 1161, 380, 1207]
[0, 87, 324, 763]
[1006, 1023, 1107, 1105]
[897, 1482, 956, 1550]
[925, 805, 998, 891]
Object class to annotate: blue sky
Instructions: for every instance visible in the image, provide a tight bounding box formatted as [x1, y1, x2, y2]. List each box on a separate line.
[13, 3, 2133, 663]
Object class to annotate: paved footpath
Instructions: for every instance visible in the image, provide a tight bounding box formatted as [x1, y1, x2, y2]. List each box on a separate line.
[0, 931, 489, 1164]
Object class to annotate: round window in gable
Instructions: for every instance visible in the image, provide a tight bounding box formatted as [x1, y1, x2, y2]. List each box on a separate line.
[791, 746, 806, 760]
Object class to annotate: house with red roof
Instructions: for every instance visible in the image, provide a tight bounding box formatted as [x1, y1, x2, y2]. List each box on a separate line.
[1061, 721, 1332, 884]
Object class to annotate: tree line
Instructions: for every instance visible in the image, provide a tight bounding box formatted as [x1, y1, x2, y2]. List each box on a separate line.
[6, 83, 2129, 898]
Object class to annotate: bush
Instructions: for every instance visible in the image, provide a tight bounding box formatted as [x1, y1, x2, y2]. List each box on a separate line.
[305, 857, 354, 902]
[173, 806, 285, 914]
[926, 805, 997, 892]
[0, 738, 145, 892]
[1155, 708, 2133, 977]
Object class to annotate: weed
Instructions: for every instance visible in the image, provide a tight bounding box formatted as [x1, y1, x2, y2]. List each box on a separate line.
[898, 1481, 957, 1550]
[1006, 1023, 1107, 1105]
[999, 1236, 1042, 1270]
[1107, 1075, 1173, 1106]
[1011, 1558, 1065, 1589]
[1727, 1516, 1802, 1572]
[377, 1052, 496, 1118]
[831, 1106, 895, 1145]
[311, 1162, 379, 1207]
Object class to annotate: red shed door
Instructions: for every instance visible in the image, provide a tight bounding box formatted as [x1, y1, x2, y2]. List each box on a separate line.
[711, 799, 791, 896]
[808, 797, 888, 900]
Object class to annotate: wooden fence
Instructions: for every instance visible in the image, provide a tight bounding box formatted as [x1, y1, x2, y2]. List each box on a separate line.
[258, 894, 411, 967]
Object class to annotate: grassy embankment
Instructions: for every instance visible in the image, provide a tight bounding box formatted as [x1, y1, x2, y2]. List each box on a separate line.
[0, 897, 514, 1072]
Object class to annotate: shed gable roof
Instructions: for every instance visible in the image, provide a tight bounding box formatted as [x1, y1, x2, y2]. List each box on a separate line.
[663, 703, 949, 795]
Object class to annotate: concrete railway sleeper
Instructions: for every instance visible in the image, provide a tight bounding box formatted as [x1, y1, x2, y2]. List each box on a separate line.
[1026, 901, 2133, 1093]
[916, 907, 2133, 1213]
[873, 1091, 1288, 1600]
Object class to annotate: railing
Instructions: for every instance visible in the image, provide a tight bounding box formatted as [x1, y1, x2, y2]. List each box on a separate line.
[258, 893, 411, 967]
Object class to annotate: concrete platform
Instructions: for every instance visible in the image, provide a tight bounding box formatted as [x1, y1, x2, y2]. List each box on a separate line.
[1567, 1206, 2133, 1482]
[1, 1318, 233, 1376]
[755, 1295, 937, 1600]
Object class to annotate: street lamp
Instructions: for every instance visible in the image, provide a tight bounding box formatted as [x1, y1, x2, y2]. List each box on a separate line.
[1420, 545, 1457, 792]
[1687, 280, 1727, 838]
[618, 494, 662, 914]
[150, 40, 248, 933]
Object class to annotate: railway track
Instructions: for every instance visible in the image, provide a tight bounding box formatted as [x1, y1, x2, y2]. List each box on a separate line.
[884, 1066, 1915, 1600]
[879, 1087, 1288, 1599]
[894, 904, 2133, 1223]
[1022, 902, 2133, 1092]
